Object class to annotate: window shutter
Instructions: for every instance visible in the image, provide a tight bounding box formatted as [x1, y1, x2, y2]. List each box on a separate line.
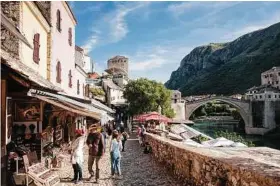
[68, 70, 72, 88]
[57, 10, 61, 32]
[85, 84, 89, 97]
[77, 80, 80, 95]
[68, 28, 72, 46]
[56, 62, 61, 83]
[33, 33, 40, 63]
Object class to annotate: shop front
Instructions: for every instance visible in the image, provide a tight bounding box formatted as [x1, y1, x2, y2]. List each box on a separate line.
[1, 56, 106, 185]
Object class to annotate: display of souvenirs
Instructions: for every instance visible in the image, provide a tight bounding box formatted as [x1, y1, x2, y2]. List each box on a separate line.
[28, 163, 48, 175]
[15, 102, 41, 121]
[28, 163, 60, 186]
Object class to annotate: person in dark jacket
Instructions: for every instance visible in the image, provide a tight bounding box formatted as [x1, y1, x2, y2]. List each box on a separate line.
[86, 124, 104, 183]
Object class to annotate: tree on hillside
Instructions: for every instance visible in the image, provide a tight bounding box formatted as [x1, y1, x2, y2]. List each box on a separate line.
[123, 78, 175, 118]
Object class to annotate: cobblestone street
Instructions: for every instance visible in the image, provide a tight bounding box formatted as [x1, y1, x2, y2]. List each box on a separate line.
[58, 134, 182, 186]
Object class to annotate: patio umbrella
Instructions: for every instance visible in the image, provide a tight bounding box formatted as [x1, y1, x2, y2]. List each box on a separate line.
[202, 137, 234, 147]
[183, 139, 204, 147]
[230, 142, 247, 147]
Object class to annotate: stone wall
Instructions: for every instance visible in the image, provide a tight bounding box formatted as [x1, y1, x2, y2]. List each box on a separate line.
[1, 2, 20, 57]
[146, 133, 280, 186]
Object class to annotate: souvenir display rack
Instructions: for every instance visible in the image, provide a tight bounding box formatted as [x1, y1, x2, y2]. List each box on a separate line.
[25, 159, 60, 186]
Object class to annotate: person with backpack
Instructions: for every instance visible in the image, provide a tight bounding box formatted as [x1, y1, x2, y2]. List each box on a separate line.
[110, 130, 122, 178]
[121, 131, 129, 152]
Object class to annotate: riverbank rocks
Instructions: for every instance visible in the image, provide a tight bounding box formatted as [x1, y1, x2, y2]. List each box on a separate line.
[146, 133, 280, 186]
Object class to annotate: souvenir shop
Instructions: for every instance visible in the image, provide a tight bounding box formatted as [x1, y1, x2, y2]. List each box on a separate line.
[1, 62, 102, 186]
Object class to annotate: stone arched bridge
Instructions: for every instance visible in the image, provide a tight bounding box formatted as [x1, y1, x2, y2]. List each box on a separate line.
[185, 96, 252, 127]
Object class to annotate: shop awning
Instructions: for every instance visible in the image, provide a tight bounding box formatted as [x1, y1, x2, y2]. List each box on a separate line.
[35, 95, 101, 119]
[1, 50, 63, 92]
[27, 89, 108, 120]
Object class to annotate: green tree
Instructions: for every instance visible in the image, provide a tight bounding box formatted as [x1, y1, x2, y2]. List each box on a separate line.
[123, 78, 175, 118]
[89, 87, 105, 97]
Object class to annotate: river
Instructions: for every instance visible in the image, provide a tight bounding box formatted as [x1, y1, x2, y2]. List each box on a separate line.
[192, 121, 280, 150]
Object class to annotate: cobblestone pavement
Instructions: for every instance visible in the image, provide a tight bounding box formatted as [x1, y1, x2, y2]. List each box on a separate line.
[58, 134, 182, 186]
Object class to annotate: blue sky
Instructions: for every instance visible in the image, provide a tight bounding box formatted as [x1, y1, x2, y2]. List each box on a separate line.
[69, 1, 280, 83]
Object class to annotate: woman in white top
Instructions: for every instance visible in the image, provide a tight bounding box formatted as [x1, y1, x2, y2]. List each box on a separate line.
[110, 130, 122, 176]
[71, 129, 85, 184]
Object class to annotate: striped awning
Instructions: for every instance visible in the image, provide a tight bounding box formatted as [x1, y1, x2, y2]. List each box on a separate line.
[27, 89, 107, 120]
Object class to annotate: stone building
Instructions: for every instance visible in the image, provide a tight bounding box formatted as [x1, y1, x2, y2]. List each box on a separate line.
[106, 55, 129, 76]
[261, 66, 280, 89]
[171, 90, 182, 103]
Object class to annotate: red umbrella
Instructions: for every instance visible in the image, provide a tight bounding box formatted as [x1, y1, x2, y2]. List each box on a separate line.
[133, 112, 171, 123]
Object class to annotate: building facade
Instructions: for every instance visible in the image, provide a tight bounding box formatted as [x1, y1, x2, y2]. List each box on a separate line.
[261, 66, 280, 89]
[19, 2, 51, 79]
[50, 1, 77, 97]
[74, 45, 89, 99]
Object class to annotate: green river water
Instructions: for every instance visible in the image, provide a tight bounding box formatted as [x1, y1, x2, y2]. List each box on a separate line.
[192, 121, 280, 150]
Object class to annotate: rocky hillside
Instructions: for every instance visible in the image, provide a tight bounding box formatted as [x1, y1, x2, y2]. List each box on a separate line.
[165, 22, 280, 96]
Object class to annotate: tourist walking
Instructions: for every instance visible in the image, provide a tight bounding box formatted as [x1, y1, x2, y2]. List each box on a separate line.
[121, 131, 129, 152]
[110, 130, 122, 177]
[101, 127, 107, 152]
[86, 124, 105, 183]
[70, 129, 85, 184]
[137, 126, 142, 145]
[140, 125, 146, 146]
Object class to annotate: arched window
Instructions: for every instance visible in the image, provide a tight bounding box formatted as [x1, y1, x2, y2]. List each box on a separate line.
[68, 70, 72, 88]
[56, 61, 61, 83]
[77, 80, 80, 95]
[56, 10, 61, 32]
[68, 28, 72, 46]
[33, 33, 40, 63]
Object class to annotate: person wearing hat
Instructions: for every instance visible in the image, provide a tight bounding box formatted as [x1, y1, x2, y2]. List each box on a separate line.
[70, 129, 85, 184]
[86, 124, 104, 183]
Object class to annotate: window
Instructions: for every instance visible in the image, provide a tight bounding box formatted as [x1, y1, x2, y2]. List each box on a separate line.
[255, 96, 258, 99]
[77, 80, 80, 95]
[275, 95, 277, 98]
[268, 95, 271, 99]
[56, 61, 61, 83]
[276, 81, 279, 84]
[260, 95, 262, 99]
[68, 28, 72, 46]
[56, 10, 61, 32]
[268, 81, 270, 84]
[68, 70, 72, 88]
[83, 84, 85, 96]
[270, 74, 272, 77]
[85, 84, 89, 97]
[278, 72, 280, 76]
[33, 33, 40, 63]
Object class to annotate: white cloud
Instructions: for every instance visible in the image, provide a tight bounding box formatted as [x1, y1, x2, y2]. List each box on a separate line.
[76, 4, 104, 15]
[167, 2, 193, 16]
[129, 45, 193, 72]
[82, 2, 150, 53]
[82, 35, 99, 54]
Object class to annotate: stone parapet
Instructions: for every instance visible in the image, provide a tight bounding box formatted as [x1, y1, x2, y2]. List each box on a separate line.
[146, 133, 280, 186]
